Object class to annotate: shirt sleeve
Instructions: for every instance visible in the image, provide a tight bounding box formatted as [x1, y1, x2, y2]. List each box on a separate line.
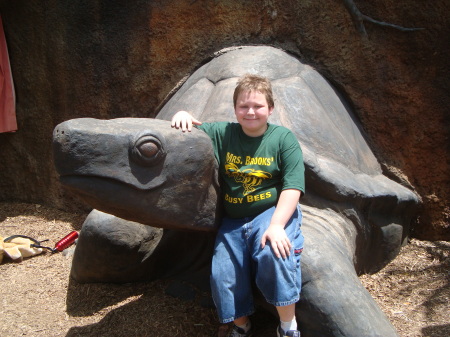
[195, 122, 231, 164]
[280, 130, 305, 195]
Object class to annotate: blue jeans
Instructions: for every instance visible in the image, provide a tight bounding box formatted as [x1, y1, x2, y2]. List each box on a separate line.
[210, 205, 304, 323]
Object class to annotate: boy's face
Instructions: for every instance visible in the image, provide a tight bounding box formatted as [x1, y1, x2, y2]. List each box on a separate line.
[234, 90, 274, 137]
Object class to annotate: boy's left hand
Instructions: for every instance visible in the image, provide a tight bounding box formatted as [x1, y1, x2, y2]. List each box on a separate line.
[261, 225, 292, 259]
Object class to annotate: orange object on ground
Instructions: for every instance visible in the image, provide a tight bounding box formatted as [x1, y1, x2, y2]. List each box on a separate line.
[0, 14, 17, 133]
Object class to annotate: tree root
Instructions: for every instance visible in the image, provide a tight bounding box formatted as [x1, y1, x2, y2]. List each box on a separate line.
[342, 0, 424, 36]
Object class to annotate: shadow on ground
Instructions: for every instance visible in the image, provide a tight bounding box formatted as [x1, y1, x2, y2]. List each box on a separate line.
[65, 277, 278, 337]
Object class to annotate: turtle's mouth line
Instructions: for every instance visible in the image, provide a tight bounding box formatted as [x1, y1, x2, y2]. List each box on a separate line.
[59, 174, 167, 192]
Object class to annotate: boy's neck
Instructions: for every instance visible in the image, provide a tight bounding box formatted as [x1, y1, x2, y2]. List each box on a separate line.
[241, 123, 268, 137]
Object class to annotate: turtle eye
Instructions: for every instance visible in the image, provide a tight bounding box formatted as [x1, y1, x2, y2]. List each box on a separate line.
[138, 141, 159, 158]
[131, 134, 166, 166]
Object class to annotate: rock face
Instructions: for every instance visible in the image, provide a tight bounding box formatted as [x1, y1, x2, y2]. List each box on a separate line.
[53, 46, 419, 336]
[0, 1, 448, 238]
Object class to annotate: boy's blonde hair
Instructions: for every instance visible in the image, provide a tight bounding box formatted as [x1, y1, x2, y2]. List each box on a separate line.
[233, 74, 274, 109]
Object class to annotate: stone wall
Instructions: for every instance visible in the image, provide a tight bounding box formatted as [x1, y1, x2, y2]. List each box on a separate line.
[0, 0, 448, 239]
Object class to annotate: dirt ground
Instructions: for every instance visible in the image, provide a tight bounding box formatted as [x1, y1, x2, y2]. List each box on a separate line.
[0, 202, 448, 337]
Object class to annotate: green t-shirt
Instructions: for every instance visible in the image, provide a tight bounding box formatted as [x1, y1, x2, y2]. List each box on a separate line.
[197, 122, 305, 218]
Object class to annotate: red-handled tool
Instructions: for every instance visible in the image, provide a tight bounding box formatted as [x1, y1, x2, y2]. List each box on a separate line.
[53, 231, 79, 252]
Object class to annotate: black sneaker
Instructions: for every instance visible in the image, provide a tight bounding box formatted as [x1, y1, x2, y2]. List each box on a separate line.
[227, 324, 254, 337]
[277, 325, 301, 337]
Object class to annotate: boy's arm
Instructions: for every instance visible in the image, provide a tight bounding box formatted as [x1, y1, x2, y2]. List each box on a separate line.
[171, 110, 202, 132]
[261, 188, 301, 259]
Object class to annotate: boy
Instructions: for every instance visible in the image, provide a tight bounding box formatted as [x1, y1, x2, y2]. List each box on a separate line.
[171, 74, 305, 337]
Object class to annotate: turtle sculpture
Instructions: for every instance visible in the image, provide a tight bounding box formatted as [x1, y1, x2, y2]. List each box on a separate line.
[53, 46, 419, 337]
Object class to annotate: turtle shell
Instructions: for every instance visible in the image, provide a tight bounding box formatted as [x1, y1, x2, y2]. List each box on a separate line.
[158, 46, 417, 203]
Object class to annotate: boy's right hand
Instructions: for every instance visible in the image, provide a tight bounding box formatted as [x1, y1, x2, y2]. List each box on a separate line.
[171, 111, 202, 132]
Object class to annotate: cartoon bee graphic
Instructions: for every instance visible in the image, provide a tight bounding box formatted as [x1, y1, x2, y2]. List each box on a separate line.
[225, 163, 272, 195]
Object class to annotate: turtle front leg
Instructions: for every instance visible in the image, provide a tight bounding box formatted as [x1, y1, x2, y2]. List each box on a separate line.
[71, 209, 215, 288]
[71, 209, 165, 283]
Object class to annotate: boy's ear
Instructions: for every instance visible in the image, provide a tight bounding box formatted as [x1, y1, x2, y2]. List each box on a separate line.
[269, 106, 274, 115]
